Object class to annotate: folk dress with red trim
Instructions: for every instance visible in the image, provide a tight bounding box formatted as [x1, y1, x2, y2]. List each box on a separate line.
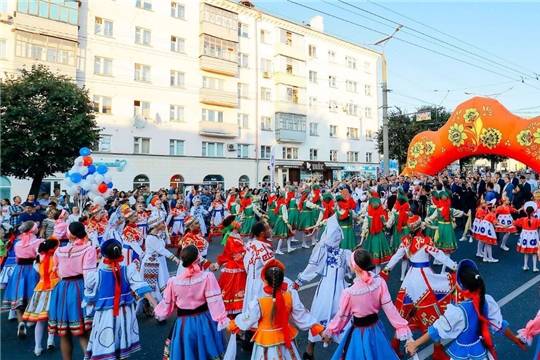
[475, 212, 498, 245]
[122, 223, 144, 266]
[495, 205, 517, 232]
[514, 217, 540, 254]
[216, 233, 247, 315]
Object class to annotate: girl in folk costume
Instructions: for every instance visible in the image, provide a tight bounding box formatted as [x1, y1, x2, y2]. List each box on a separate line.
[0, 225, 17, 298]
[86, 205, 107, 247]
[229, 259, 325, 360]
[424, 192, 439, 239]
[388, 194, 411, 252]
[121, 207, 144, 268]
[48, 222, 97, 360]
[297, 187, 318, 247]
[22, 237, 60, 356]
[382, 215, 457, 360]
[0, 224, 14, 278]
[310, 184, 323, 228]
[495, 196, 517, 251]
[167, 201, 187, 245]
[216, 215, 247, 318]
[476, 200, 500, 263]
[176, 216, 217, 275]
[150, 197, 171, 244]
[293, 215, 353, 360]
[83, 238, 157, 360]
[240, 192, 266, 239]
[322, 248, 413, 360]
[361, 196, 392, 273]
[53, 209, 69, 246]
[226, 188, 238, 213]
[472, 202, 488, 257]
[312, 192, 336, 242]
[513, 203, 540, 271]
[135, 202, 149, 238]
[335, 195, 359, 251]
[1, 221, 41, 339]
[190, 196, 209, 236]
[272, 192, 296, 255]
[155, 245, 229, 360]
[405, 259, 524, 360]
[229, 196, 242, 219]
[267, 192, 277, 228]
[207, 193, 226, 242]
[517, 293, 540, 359]
[286, 187, 300, 233]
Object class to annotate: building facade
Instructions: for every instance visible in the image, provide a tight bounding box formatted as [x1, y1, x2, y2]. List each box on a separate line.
[2, 0, 381, 198]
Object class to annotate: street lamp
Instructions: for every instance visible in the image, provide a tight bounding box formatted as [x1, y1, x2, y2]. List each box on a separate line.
[370, 25, 402, 176]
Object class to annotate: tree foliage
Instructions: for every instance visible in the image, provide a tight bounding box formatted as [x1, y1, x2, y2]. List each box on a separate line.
[1, 64, 100, 196]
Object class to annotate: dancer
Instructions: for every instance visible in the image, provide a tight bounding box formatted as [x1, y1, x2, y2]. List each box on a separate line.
[334, 195, 358, 251]
[86, 205, 106, 247]
[167, 201, 187, 245]
[239, 192, 265, 239]
[121, 207, 144, 267]
[285, 187, 301, 244]
[383, 215, 457, 360]
[266, 191, 277, 228]
[405, 259, 523, 359]
[22, 237, 60, 355]
[181, 216, 210, 259]
[293, 215, 352, 360]
[297, 187, 317, 246]
[475, 200, 500, 263]
[190, 196, 209, 236]
[513, 203, 540, 271]
[496, 196, 517, 251]
[155, 245, 229, 360]
[53, 209, 69, 245]
[425, 192, 439, 239]
[361, 196, 391, 274]
[272, 192, 295, 255]
[207, 193, 225, 242]
[516, 306, 540, 358]
[472, 202, 488, 258]
[388, 194, 411, 252]
[84, 238, 157, 360]
[311, 192, 335, 242]
[135, 203, 149, 238]
[322, 248, 413, 360]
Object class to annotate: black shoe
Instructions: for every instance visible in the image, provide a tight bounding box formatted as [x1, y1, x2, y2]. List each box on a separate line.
[303, 352, 315, 360]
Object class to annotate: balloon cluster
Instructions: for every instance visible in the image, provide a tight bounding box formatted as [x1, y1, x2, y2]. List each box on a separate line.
[63, 147, 114, 206]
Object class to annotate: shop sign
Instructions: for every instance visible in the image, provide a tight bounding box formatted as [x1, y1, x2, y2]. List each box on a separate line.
[304, 161, 325, 171]
[94, 159, 127, 172]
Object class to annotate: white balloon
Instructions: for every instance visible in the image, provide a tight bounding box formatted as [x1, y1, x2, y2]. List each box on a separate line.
[81, 181, 91, 191]
[86, 174, 95, 184]
[71, 164, 80, 173]
[94, 174, 104, 184]
[75, 156, 84, 166]
[64, 177, 73, 187]
[66, 186, 77, 196]
[90, 184, 99, 194]
[93, 196, 106, 206]
[103, 173, 112, 184]
[79, 166, 89, 176]
[87, 192, 96, 200]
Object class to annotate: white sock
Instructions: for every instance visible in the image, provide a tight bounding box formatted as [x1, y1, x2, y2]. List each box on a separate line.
[301, 233, 307, 247]
[484, 245, 492, 260]
[477, 241, 484, 255]
[501, 233, 510, 248]
[47, 332, 55, 344]
[34, 321, 46, 350]
[534, 254, 538, 270]
[276, 239, 283, 252]
[287, 238, 294, 251]
[400, 260, 408, 279]
[375, 265, 381, 274]
[525, 254, 529, 267]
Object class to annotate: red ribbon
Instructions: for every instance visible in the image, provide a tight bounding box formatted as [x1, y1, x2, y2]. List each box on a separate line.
[41, 249, 56, 289]
[368, 205, 387, 235]
[337, 200, 351, 221]
[440, 198, 452, 221]
[274, 197, 286, 215]
[286, 191, 295, 207]
[103, 256, 125, 316]
[298, 192, 308, 211]
[322, 199, 335, 220]
[397, 202, 410, 233]
[263, 283, 291, 348]
[311, 189, 321, 204]
[227, 194, 236, 212]
[240, 197, 251, 212]
[267, 194, 276, 206]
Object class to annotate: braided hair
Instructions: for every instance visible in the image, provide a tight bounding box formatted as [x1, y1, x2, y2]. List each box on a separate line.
[526, 206, 535, 228]
[103, 241, 123, 286]
[264, 265, 284, 325]
[458, 265, 486, 336]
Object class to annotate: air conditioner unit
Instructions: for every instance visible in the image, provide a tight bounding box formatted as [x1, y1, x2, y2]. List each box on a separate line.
[263, 71, 270, 79]
[227, 143, 237, 151]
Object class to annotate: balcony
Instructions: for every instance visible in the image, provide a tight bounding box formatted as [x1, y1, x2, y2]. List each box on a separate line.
[274, 72, 306, 88]
[15, 13, 78, 41]
[199, 55, 238, 77]
[274, 42, 306, 61]
[200, 21, 237, 43]
[200, 88, 238, 108]
[275, 129, 306, 143]
[199, 121, 238, 138]
[275, 100, 307, 116]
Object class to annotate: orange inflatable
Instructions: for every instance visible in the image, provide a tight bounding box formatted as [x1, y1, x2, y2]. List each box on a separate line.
[401, 97, 540, 176]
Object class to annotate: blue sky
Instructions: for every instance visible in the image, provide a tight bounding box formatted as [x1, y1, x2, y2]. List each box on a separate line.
[256, 1, 540, 117]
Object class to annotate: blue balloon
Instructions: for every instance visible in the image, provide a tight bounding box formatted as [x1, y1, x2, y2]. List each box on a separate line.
[65, 172, 70, 178]
[97, 165, 108, 175]
[107, 182, 113, 189]
[87, 164, 96, 174]
[70, 173, 82, 183]
[81, 189, 88, 195]
[79, 147, 91, 156]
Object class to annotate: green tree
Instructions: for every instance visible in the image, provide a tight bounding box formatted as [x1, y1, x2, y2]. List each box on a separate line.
[1, 64, 100, 197]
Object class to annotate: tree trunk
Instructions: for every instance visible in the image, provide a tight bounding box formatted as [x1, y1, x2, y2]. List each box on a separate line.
[29, 174, 44, 198]
[490, 158, 496, 172]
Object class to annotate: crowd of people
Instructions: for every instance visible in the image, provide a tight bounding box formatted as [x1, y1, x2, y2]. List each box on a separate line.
[2, 167, 540, 360]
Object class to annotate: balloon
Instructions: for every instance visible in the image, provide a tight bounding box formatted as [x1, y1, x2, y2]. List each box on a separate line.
[81, 189, 88, 196]
[90, 184, 99, 194]
[87, 164, 96, 174]
[93, 196, 106, 206]
[107, 182, 113, 189]
[64, 177, 73, 187]
[78, 166, 89, 176]
[97, 165, 108, 175]
[66, 185, 77, 196]
[70, 173, 82, 184]
[86, 174, 95, 184]
[103, 173, 112, 184]
[87, 192, 96, 200]
[74, 156, 84, 166]
[94, 174, 104, 184]
[65, 172, 70, 178]
[98, 184, 108, 193]
[83, 156, 93, 166]
[79, 147, 91, 156]
[81, 181, 91, 191]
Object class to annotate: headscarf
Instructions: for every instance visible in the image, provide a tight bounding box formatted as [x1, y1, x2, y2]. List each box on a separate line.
[350, 252, 373, 285]
[297, 189, 309, 211]
[20, 222, 38, 247]
[322, 193, 335, 220]
[261, 260, 291, 348]
[274, 194, 286, 215]
[311, 185, 321, 204]
[240, 194, 251, 213]
[439, 191, 451, 221]
[220, 221, 240, 246]
[103, 255, 125, 316]
[367, 197, 387, 235]
[55, 209, 67, 226]
[286, 188, 296, 207]
[396, 195, 409, 233]
[336, 195, 352, 221]
[267, 193, 277, 207]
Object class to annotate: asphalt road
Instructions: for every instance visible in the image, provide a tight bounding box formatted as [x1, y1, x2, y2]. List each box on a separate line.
[2, 228, 540, 360]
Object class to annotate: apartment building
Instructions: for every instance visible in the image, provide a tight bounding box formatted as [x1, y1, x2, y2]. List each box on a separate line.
[1, 0, 380, 197]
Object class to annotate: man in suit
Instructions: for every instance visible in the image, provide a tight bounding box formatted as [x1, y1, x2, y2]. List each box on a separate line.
[510, 172, 519, 187]
[502, 175, 514, 202]
[520, 175, 532, 201]
[494, 172, 505, 196]
[476, 174, 486, 199]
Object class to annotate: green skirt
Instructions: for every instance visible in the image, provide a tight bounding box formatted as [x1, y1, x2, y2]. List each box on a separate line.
[272, 216, 290, 239]
[340, 226, 357, 250]
[267, 205, 276, 227]
[436, 222, 457, 253]
[392, 226, 410, 251]
[424, 220, 438, 238]
[297, 209, 315, 231]
[288, 209, 299, 229]
[364, 231, 393, 265]
[240, 216, 256, 236]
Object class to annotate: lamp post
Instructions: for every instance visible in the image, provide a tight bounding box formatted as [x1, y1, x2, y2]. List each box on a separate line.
[371, 25, 402, 176]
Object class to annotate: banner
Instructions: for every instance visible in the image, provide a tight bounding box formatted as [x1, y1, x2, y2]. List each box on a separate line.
[415, 111, 432, 122]
[270, 146, 276, 191]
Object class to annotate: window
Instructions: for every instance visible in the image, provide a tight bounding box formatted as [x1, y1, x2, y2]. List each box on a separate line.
[203, 77, 224, 90]
[286, 86, 299, 103]
[0, 40, 6, 59]
[133, 137, 150, 154]
[261, 116, 272, 131]
[309, 71, 317, 83]
[366, 152, 373, 163]
[329, 125, 338, 137]
[328, 50, 336, 63]
[97, 135, 111, 152]
[202, 35, 237, 62]
[169, 139, 185, 155]
[202, 109, 223, 122]
[347, 127, 359, 139]
[347, 151, 359, 162]
[365, 129, 373, 140]
[0, 176, 10, 200]
[133, 174, 150, 188]
[261, 87, 271, 101]
[171, 2, 185, 19]
[238, 23, 249, 38]
[346, 80, 357, 93]
[365, 107, 372, 118]
[346, 104, 358, 116]
[237, 144, 249, 158]
[260, 30, 271, 44]
[93, 96, 112, 114]
[308, 44, 317, 58]
[202, 142, 224, 157]
[135, 27, 151, 45]
[280, 29, 303, 48]
[170, 70, 185, 87]
[364, 61, 371, 73]
[345, 56, 357, 69]
[238, 83, 249, 99]
[238, 114, 249, 128]
[260, 58, 272, 72]
[261, 146, 271, 159]
[95, 17, 113, 37]
[15, 32, 76, 66]
[329, 100, 338, 112]
[134, 100, 150, 117]
[18, 0, 78, 25]
[309, 97, 318, 109]
[238, 53, 249, 68]
[328, 76, 337, 87]
[330, 150, 338, 161]
[94, 57, 112, 76]
[276, 113, 306, 131]
[170, 36, 185, 53]
[282, 147, 299, 160]
[136, 0, 152, 10]
[170, 105, 184, 122]
[134, 64, 151, 82]
[310, 149, 318, 160]
[202, 4, 238, 30]
[309, 123, 318, 136]
[365, 84, 372, 96]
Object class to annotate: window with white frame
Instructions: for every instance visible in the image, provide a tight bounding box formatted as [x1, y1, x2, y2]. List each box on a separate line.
[134, 137, 150, 154]
[171, 2, 185, 19]
[261, 87, 271, 101]
[365, 84, 372, 96]
[328, 50, 336, 63]
[310, 149, 318, 160]
[238, 114, 249, 128]
[364, 61, 371, 73]
[282, 147, 299, 160]
[0, 40, 6, 59]
[347, 151, 359, 162]
[260, 30, 271, 44]
[135, 27, 151, 45]
[169, 139, 185, 155]
[309, 70, 317, 83]
[203, 77, 224, 90]
[237, 144, 249, 158]
[260, 58, 272, 72]
[328, 76, 337, 87]
[366, 152, 373, 163]
[134, 100, 150, 117]
[238, 83, 249, 98]
[170, 36, 185, 53]
[134, 64, 151, 82]
[346, 80, 357, 92]
[309, 123, 318, 136]
[261, 146, 271, 159]
[95, 17, 113, 37]
[136, 0, 152, 10]
[202, 142, 224, 157]
[202, 35, 237, 62]
[346, 104, 358, 116]
[286, 86, 299, 103]
[329, 125, 338, 137]
[308, 44, 317, 58]
[238, 22, 249, 38]
[202, 4, 238, 30]
[97, 135, 111, 152]
[347, 127, 359, 139]
[238, 53, 249, 68]
[202, 109, 223, 122]
[93, 96, 112, 114]
[366, 129, 373, 140]
[17, 0, 78, 24]
[329, 100, 338, 112]
[94, 57, 112, 76]
[261, 116, 272, 131]
[276, 113, 306, 131]
[15, 32, 77, 66]
[330, 150, 338, 161]
[280, 29, 303, 48]
[309, 97, 318, 109]
[170, 105, 184, 122]
[170, 70, 185, 87]
[365, 107, 372, 118]
[345, 56, 357, 69]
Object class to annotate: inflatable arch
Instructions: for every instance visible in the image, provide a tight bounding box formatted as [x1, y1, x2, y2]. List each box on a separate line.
[401, 97, 540, 176]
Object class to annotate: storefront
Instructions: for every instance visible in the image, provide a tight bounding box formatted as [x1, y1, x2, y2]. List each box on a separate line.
[203, 175, 225, 187]
[342, 165, 378, 180]
[133, 174, 150, 189]
[170, 174, 185, 192]
[238, 175, 250, 188]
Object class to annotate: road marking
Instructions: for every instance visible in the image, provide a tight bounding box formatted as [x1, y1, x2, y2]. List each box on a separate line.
[410, 273, 540, 360]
